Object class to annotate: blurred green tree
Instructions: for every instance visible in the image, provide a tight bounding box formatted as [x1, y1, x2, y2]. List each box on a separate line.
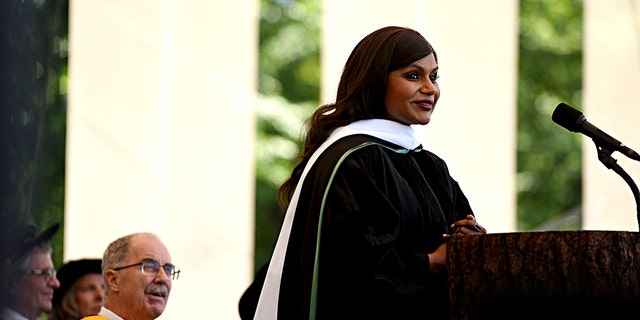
[517, 0, 583, 230]
[254, 0, 320, 270]
[1, 0, 68, 267]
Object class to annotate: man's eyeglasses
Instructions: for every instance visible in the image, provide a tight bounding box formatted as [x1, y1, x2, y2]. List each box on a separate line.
[17, 269, 57, 282]
[112, 259, 180, 280]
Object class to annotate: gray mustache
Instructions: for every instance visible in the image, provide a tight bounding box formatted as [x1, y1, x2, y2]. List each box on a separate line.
[144, 284, 169, 297]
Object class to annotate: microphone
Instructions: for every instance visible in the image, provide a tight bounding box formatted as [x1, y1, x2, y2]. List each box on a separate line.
[552, 103, 640, 161]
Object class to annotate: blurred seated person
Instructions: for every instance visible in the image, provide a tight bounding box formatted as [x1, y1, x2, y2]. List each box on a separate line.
[49, 259, 103, 320]
[0, 223, 60, 320]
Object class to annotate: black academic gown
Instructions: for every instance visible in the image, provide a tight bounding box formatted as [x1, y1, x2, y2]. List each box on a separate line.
[243, 133, 474, 320]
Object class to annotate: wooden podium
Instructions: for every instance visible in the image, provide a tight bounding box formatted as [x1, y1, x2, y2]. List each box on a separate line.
[446, 231, 640, 319]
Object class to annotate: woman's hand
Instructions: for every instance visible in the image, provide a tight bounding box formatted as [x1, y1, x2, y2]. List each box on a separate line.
[443, 214, 486, 239]
[432, 215, 486, 274]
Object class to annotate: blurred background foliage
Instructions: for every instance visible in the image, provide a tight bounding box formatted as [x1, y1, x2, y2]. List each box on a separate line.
[253, 0, 321, 269]
[1, 0, 68, 268]
[1, 0, 584, 273]
[516, 0, 583, 231]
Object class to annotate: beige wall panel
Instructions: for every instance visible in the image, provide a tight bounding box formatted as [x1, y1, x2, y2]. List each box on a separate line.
[584, 0, 640, 231]
[67, 1, 258, 318]
[322, 0, 519, 232]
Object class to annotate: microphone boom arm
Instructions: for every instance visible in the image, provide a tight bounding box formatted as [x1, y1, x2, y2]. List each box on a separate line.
[594, 141, 640, 230]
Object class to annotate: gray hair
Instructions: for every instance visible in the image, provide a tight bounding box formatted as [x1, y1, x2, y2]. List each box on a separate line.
[11, 242, 53, 273]
[101, 232, 159, 289]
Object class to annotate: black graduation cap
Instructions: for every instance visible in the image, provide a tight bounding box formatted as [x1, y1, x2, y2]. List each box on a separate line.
[53, 258, 102, 307]
[0, 223, 60, 264]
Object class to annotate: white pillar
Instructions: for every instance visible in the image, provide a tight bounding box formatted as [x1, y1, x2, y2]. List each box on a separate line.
[322, 0, 520, 232]
[583, 0, 640, 231]
[66, 1, 258, 318]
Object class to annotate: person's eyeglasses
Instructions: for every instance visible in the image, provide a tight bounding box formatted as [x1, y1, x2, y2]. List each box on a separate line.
[112, 259, 180, 280]
[17, 269, 57, 282]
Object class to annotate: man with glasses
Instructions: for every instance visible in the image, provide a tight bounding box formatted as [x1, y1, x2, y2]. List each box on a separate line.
[0, 223, 61, 320]
[82, 232, 179, 320]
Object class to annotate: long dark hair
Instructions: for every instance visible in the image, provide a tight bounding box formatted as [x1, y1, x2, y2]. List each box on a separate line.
[278, 26, 437, 206]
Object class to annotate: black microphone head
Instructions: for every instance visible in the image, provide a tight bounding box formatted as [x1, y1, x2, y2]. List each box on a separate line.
[552, 103, 584, 132]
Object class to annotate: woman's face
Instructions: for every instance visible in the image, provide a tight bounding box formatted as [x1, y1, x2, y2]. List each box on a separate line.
[384, 53, 440, 125]
[74, 273, 104, 317]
